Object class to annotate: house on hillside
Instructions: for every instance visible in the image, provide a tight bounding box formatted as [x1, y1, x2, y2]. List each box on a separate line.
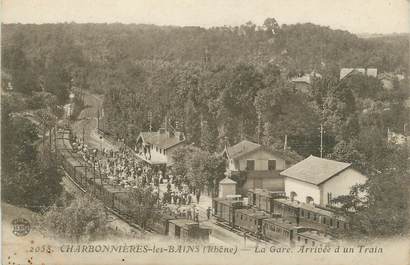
[280, 155, 367, 207]
[290, 71, 322, 93]
[222, 140, 299, 194]
[135, 128, 185, 166]
[378, 72, 396, 90]
[340, 68, 377, 80]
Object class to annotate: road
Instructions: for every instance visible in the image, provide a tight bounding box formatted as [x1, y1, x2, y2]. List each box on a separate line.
[70, 93, 117, 151]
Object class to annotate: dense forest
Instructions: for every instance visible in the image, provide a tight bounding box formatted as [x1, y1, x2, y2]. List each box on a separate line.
[2, 20, 409, 156]
[1, 19, 410, 237]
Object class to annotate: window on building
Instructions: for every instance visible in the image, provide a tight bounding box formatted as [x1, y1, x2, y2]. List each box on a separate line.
[322, 217, 326, 224]
[330, 219, 333, 227]
[307, 212, 310, 219]
[298, 236, 300, 241]
[336, 221, 340, 229]
[344, 223, 347, 230]
[301, 209, 304, 217]
[246, 160, 255, 170]
[312, 241, 315, 246]
[314, 214, 317, 221]
[268, 160, 276, 170]
[327, 192, 333, 204]
[305, 239, 308, 244]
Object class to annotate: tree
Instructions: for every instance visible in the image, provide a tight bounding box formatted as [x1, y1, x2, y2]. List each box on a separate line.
[127, 186, 160, 229]
[332, 143, 409, 238]
[1, 96, 62, 210]
[42, 195, 110, 242]
[263, 17, 280, 37]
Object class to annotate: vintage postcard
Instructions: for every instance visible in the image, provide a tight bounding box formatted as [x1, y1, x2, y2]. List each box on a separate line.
[1, 0, 409, 264]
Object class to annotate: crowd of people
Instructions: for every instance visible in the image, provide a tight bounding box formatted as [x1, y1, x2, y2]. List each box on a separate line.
[69, 132, 210, 223]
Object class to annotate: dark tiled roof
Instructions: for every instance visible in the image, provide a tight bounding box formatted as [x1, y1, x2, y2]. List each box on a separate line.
[138, 131, 184, 150]
[280, 155, 351, 185]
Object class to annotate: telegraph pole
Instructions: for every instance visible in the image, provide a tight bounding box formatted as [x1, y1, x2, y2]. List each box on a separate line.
[257, 112, 261, 144]
[97, 108, 100, 132]
[320, 124, 324, 158]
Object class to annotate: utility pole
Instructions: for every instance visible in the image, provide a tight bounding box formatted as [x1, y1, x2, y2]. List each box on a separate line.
[284, 134, 288, 151]
[148, 111, 152, 132]
[82, 127, 85, 146]
[257, 112, 261, 144]
[97, 108, 100, 132]
[320, 123, 324, 158]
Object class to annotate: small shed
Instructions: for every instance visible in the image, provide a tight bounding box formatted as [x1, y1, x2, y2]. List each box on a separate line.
[218, 177, 237, 198]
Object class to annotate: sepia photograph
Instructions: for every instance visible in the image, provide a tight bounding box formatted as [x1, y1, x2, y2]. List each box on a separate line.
[1, 1, 409, 264]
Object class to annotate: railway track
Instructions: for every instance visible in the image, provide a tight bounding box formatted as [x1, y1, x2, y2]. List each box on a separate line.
[55, 129, 153, 235]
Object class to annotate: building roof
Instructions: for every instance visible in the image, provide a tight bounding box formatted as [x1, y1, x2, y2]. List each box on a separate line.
[280, 155, 351, 185]
[219, 177, 237, 184]
[291, 74, 311, 84]
[138, 130, 185, 150]
[340, 68, 378, 80]
[378, 72, 396, 81]
[224, 140, 261, 159]
[223, 140, 301, 163]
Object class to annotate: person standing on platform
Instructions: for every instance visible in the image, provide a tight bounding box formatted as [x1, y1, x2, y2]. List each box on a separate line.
[206, 207, 211, 220]
[196, 190, 201, 204]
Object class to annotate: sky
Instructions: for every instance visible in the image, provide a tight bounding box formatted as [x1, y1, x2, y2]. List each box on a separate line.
[1, 0, 409, 34]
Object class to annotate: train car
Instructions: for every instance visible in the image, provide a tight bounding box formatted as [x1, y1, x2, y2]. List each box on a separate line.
[272, 198, 301, 218]
[272, 198, 350, 234]
[149, 212, 176, 235]
[112, 191, 133, 216]
[212, 198, 244, 226]
[168, 219, 211, 241]
[248, 189, 286, 212]
[295, 230, 335, 247]
[262, 217, 299, 244]
[234, 208, 269, 236]
[298, 204, 349, 233]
